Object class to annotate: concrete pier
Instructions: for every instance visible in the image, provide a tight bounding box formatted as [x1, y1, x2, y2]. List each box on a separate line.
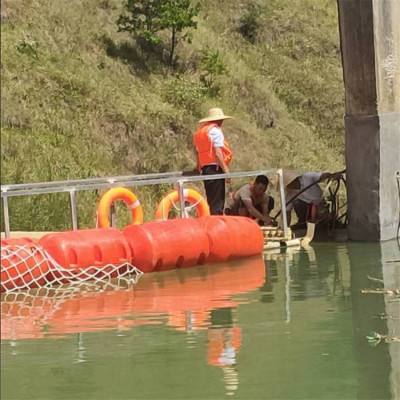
[337, 0, 400, 241]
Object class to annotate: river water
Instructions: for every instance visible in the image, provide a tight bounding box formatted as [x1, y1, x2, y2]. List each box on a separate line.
[1, 240, 399, 399]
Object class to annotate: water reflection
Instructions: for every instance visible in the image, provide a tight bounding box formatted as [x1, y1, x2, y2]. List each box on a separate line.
[348, 240, 400, 400]
[1, 256, 265, 342]
[2, 256, 265, 397]
[1, 241, 399, 400]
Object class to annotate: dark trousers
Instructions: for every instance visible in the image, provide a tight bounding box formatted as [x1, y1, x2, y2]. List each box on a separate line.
[202, 165, 225, 215]
[293, 199, 310, 223]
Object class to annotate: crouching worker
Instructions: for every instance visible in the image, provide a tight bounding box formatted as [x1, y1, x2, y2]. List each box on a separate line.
[284, 171, 332, 229]
[226, 175, 275, 226]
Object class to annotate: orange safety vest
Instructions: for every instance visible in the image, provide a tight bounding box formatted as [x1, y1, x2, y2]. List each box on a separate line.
[193, 122, 233, 168]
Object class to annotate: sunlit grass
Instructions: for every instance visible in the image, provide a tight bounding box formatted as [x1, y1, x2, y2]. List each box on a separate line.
[1, 0, 345, 231]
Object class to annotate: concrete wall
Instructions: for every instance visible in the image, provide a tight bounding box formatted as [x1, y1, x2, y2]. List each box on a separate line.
[337, 0, 400, 241]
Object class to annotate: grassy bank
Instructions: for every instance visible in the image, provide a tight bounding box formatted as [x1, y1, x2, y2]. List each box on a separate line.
[1, 0, 344, 231]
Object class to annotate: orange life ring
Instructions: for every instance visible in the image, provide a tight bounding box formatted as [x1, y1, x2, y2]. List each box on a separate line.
[155, 188, 210, 221]
[97, 187, 143, 228]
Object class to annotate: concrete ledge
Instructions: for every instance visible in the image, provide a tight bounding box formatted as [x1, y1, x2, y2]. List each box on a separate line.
[1, 232, 54, 240]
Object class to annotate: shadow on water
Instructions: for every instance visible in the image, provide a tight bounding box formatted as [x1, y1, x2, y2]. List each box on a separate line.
[1, 241, 399, 399]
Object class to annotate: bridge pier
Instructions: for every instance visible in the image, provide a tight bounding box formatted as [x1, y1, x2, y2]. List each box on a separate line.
[337, 0, 400, 241]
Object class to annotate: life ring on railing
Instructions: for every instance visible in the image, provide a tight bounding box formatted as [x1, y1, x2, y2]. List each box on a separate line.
[155, 188, 210, 221]
[97, 187, 143, 228]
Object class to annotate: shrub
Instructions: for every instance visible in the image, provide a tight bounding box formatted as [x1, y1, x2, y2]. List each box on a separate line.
[15, 37, 40, 59]
[162, 76, 207, 111]
[117, 0, 201, 66]
[238, 3, 262, 44]
[198, 49, 226, 95]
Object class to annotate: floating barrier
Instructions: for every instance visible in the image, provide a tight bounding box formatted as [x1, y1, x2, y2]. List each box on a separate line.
[1, 238, 49, 292]
[39, 228, 132, 280]
[155, 188, 210, 221]
[1, 215, 264, 292]
[97, 187, 143, 227]
[123, 218, 210, 272]
[199, 216, 264, 262]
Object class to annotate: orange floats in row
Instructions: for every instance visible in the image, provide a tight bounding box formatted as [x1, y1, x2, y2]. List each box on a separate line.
[97, 187, 143, 228]
[1, 237, 49, 292]
[155, 188, 210, 221]
[1, 215, 263, 292]
[39, 228, 132, 279]
[199, 216, 264, 262]
[123, 219, 210, 273]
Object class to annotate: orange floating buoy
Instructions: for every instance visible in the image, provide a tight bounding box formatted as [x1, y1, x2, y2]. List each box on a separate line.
[1, 238, 49, 292]
[155, 188, 210, 221]
[39, 228, 132, 281]
[97, 187, 143, 228]
[123, 219, 210, 273]
[199, 216, 264, 262]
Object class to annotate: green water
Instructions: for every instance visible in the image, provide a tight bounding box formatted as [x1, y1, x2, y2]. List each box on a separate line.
[1, 240, 399, 400]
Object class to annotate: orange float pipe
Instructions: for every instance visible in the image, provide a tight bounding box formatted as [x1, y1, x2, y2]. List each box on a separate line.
[39, 228, 132, 280]
[123, 219, 210, 272]
[1, 238, 49, 293]
[199, 216, 264, 262]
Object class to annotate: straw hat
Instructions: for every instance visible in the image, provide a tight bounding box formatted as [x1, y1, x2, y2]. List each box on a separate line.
[199, 108, 234, 123]
[282, 169, 302, 188]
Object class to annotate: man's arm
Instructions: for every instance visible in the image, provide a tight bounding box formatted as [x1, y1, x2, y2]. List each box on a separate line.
[195, 150, 201, 172]
[242, 198, 271, 224]
[319, 172, 331, 181]
[214, 147, 230, 174]
[214, 147, 231, 183]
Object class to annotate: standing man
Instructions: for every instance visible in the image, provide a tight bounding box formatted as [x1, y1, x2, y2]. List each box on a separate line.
[194, 108, 234, 215]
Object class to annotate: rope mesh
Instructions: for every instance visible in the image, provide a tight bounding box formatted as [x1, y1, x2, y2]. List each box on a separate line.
[1, 244, 143, 293]
[1, 277, 144, 341]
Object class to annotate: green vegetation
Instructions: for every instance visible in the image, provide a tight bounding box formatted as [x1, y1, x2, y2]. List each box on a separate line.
[117, 0, 201, 66]
[238, 2, 262, 44]
[1, 0, 344, 231]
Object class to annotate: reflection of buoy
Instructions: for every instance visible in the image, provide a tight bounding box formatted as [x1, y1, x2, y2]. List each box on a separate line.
[1, 257, 265, 340]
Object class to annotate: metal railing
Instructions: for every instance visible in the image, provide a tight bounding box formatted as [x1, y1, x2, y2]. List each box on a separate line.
[1, 169, 288, 239]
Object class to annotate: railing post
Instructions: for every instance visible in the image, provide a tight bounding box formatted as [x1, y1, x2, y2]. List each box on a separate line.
[177, 180, 186, 218]
[110, 203, 117, 228]
[69, 189, 78, 230]
[2, 194, 11, 239]
[278, 169, 288, 239]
